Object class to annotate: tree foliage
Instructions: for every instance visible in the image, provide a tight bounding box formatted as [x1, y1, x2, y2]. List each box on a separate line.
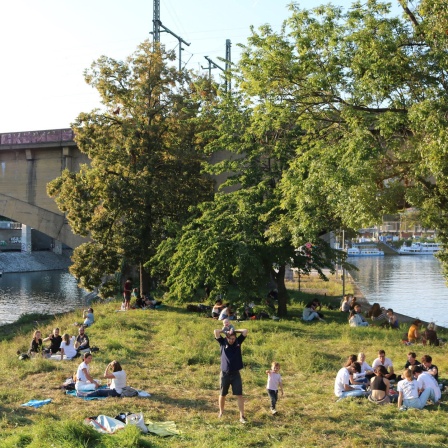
[47, 42, 214, 295]
[236, 0, 448, 274]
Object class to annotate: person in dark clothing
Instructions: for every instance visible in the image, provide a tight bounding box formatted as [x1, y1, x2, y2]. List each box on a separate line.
[75, 326, 90, 354]
[28, 330, 43, 357]
[43, 327, 62, 354]
[214, 327, 249, 424]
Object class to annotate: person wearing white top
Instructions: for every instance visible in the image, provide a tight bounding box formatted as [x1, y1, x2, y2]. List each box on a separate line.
[75, 353, 99, 393]
[83, 360, 128, 397]
[354, 352, 374, 382]
[60, 333, 77, 360]
[397, 369, 434, 410]
[414, 366, 441, 402]
[371, 350, 396, 381]
[266, 362, 284, 414]
[334, 362, 366, 400]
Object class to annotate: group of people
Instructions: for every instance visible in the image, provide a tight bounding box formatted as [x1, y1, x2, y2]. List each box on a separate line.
[334, 349, 441, 409]
[406, 319, 442, 346]
[122, 279, 162, 311]
[344, 299, 399, 329]
[28, 324, 91, 360]
[75, 354, 127, 397]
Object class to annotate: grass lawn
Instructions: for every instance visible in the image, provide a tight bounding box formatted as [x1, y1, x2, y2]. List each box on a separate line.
[0, 281, 447, 447]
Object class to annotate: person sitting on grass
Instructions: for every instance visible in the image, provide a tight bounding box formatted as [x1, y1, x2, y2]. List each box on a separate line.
[142, 292, 163, 309]
[424, 322, 439, 346]
[60, 333, 77, 360]
[212, 299, 224, 319]
[28, 330, 43, 357]
[303, 302, 324, 322]
[340, 295, 350, 313]
[334, 361, 367, 401]
[349, 310, 368, 327]
[368, 365, 392, 405]
[83, 360, 128, 398]
[83, 308, 94, 327]
[408, 319, 425, 344]
[354, 304, 369, 325]
[367, 303, 388, 326]
[421, 354, 438, 381]
[356, 352, 375, 382]
[404, 352, 421, 369]
[372, 350, 396, 381]
[43, 327, 62, 355]
[75, 352, 99, 394]
[386, 309, 399, 329]
[75, 326, 90, 354]
[219, 303, 235, 321]
[413, 365, 441, 404]
[397, 368, 435, 411]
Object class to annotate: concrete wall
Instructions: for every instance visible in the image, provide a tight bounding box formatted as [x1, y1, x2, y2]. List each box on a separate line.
[0, 130, 90, 249]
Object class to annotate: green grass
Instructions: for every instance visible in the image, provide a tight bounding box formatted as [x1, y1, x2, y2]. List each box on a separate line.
[0, 280, 447, 447]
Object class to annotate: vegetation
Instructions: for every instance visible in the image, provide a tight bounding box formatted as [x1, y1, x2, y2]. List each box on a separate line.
[151, 0, 448, 312]
[1, 278, 448, 447]
[47, 42, 214, 296]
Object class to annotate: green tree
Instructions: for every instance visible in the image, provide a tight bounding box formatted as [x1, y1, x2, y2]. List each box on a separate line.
[152, 186, 339, 316]
[47, 42, 213, 296]
[152, 55, 343, 315]
[234, 0, 448, 276]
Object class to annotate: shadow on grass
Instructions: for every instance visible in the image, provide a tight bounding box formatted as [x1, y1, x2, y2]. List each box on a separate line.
[151, 393, 214, 412]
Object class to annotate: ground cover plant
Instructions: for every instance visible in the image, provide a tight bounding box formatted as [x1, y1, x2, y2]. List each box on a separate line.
[1, 284, 448, 447]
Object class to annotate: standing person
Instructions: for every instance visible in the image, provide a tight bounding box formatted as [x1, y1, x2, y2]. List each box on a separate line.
[75, 326, 90, 354]
[75, 352, 100, 394]
[334, 362, 366, 400]
[43, 327, 62, 354]
[396, 368, 435, 411]
[371, 350, 396, 381]
[28, 330, 43, 357]
[266, 362, 283, 414]
[123, 278, 132, 310]
[213, 327, 249, 424]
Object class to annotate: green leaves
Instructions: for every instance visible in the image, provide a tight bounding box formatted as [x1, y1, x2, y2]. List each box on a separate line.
[48, 42, 213, 294]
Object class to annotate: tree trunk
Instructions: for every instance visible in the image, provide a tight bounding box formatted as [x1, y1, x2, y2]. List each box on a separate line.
[272, 264, 288, 317]
[139, 262, 151, 295]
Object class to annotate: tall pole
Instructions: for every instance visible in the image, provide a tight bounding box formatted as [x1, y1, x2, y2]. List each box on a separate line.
[225, 39, 231, 92]
[153, 0, 160, 45]
[151, 0, 190, 70]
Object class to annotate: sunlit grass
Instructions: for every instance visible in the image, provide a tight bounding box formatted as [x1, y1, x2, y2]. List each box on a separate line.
[0, 281, 446, 447]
